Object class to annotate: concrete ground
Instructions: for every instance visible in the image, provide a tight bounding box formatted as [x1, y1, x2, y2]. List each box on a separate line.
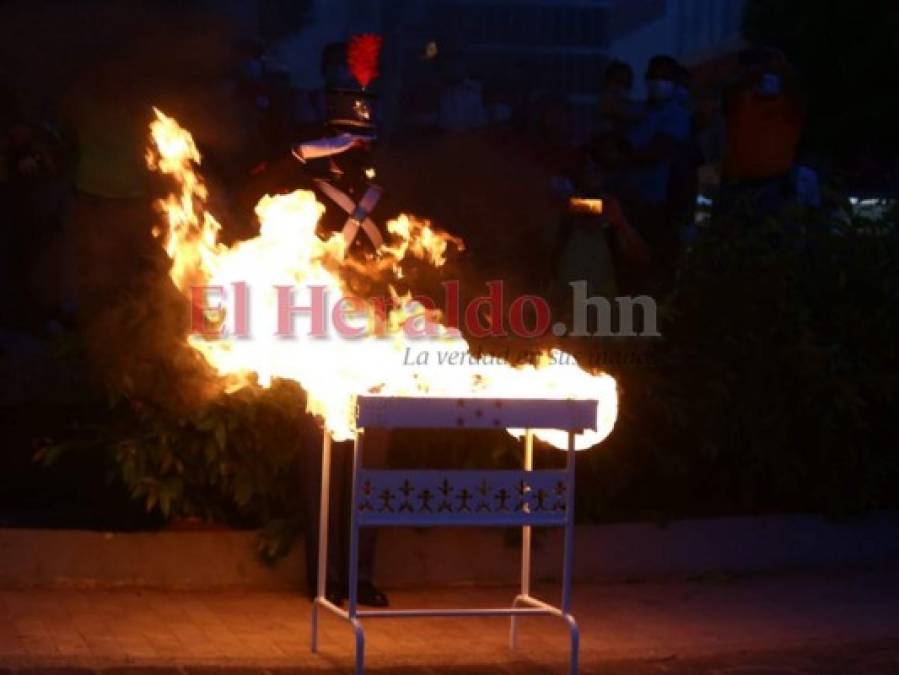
[1, 567, 898, 674]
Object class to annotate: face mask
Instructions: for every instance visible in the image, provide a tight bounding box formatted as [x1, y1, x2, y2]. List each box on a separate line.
[757, 73, 782, 96]
[647, 78, 675, 101]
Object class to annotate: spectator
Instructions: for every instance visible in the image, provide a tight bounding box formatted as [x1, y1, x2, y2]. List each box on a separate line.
[530, 93, 620, 314]
[58, 59, 154, 316]
[595, 60, 640, 138]
[483, 76, 515, 129]
[673, 63, 692, 108]
[437, 53, 487, 133]
[716, 48, 804, 227]
[667, 63, 702, 244]
[589, 60, 641, 200]
[620, 54, 692, 292]
[531, 93, 579, 186]
[2, 99, 75, 328]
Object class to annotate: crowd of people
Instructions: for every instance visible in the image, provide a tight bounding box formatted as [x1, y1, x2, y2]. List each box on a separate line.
[365, 44, 809, 302]
[231, 41, 815, 306]
[517, 48, 808, 300]
[0, 36, 813, 336]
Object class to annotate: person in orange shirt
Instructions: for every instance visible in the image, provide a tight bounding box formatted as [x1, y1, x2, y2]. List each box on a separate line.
[716, 48, 805, 228]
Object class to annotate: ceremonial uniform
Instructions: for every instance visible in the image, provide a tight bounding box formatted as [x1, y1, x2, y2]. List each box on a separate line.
[295, 36, 390, 608]
[292, 132, 387, 256]
[292, 34, 386, 259]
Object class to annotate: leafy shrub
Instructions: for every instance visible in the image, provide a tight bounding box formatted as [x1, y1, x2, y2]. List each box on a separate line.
[578, 206, 899, 520]
[39, 204, 899, 555]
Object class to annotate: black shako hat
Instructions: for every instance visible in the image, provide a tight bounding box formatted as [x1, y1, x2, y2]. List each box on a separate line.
[325, 34, 383, 133]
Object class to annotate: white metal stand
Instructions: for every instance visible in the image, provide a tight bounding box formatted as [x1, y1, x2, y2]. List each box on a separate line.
[311, 396, 597, 675]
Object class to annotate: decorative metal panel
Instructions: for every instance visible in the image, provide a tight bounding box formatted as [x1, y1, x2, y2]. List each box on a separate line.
[355, 396, 596, 432]
[356, 469, 569, 527]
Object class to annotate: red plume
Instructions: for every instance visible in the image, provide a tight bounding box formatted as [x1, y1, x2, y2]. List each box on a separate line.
[347, 33, 383, 89]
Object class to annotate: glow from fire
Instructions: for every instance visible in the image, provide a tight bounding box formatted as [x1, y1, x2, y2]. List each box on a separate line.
[146, 108, 617, 450]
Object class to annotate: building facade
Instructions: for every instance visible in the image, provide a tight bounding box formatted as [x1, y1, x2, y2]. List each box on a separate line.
[248, 0, 745, 138]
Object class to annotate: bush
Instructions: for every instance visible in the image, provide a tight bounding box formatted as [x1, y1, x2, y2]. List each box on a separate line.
[578, 206, 899, 521]
[39, 357, 313, 560]
[39, 204, 899, 555]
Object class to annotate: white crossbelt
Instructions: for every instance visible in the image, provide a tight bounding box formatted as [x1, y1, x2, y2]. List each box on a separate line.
[314, 179, 384, 250]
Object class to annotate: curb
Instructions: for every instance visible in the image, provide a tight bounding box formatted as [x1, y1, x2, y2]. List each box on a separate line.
[2, 512, 898, 590]
[2, 640, 899, 674]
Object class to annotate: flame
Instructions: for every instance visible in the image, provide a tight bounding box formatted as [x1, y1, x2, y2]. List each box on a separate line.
[146, 109, 617, 450]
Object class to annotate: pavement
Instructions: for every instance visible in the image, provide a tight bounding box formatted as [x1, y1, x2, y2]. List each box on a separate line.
[1, 567, 899, 674]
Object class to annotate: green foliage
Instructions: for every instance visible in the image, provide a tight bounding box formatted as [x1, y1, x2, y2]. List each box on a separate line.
[38, 378, 311, 561]
[36, 202, 899, 556]
[580, 206, 899, 521]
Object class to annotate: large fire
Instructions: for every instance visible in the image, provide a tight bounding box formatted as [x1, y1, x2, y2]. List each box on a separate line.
[146, 109, 617, 450]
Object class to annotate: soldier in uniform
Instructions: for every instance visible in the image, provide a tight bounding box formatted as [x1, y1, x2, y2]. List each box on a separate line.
[295, 37, 390, 608]
[292, 39, 388, 263]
